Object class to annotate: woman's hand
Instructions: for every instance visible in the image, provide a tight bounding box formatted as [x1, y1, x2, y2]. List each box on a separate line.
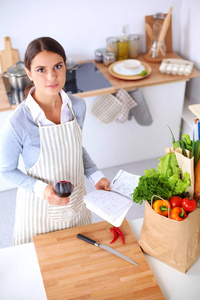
[43, 185, 70, 205]
[95, 177, 110, 191]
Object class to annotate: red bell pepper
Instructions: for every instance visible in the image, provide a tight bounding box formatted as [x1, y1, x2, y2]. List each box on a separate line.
[170, 207, 187, 221]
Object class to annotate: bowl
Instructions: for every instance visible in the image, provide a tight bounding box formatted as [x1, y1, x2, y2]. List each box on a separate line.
[123, 59, 141, 69]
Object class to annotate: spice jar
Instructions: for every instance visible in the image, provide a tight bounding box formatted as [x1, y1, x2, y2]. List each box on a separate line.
[94, 48, 107, 63]
[106, 37, 118, 58]
[118, 26, 129, 60]
[103, 52, 116, 66]
[128, 34, 140, 58]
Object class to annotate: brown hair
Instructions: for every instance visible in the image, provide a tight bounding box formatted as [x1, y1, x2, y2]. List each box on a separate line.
[24, 36, 66, 70]
[24, 37, 66, 97]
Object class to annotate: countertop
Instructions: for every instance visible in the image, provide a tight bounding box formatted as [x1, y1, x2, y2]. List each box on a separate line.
[0, 218, 200, 300]
[1, 52, 200, 112]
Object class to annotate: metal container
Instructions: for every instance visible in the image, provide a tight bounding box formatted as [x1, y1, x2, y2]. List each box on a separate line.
[95, 48, 107, 63]
[103, 52, 116, 66]
[3, 61, 32, 90]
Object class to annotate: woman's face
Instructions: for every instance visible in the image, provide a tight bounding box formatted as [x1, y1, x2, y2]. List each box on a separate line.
[26, 50, 66, 97]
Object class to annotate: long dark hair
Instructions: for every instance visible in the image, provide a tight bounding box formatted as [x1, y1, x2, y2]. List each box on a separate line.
[24, 37, 66, 96]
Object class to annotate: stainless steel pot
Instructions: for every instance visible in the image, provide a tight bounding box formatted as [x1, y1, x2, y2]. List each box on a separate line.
[3, 61, 32, 90]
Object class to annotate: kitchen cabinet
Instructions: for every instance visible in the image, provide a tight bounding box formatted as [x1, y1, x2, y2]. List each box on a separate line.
[0, 218, 200, 300]
[80, 53, 200, 168]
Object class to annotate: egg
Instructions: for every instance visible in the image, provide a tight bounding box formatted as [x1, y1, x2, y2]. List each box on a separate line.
[183, 66, 192, 76]
[172, 65, 178, 75]
[159, 63, 167, 73]
[166, 64, 172, 74]
[178, 65, 185, 75]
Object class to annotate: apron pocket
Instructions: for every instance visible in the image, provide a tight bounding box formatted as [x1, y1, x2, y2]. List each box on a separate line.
[48, 182, 84, 222]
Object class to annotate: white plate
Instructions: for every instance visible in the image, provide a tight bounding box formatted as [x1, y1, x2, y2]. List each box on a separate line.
[113, 62, 145, 76]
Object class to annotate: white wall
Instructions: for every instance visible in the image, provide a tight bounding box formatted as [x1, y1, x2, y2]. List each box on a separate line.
[0, 0, 181, 70]
[1, 0, 200, 191]
[179, 0, 200, 105]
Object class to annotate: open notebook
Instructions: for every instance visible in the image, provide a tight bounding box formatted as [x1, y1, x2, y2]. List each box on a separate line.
[84, 170, 140, 227]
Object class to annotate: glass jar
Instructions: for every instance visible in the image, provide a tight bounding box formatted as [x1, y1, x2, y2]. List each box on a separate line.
[128, 34, 140, 58]
[148, 40, 166, 59]
[103, 52, 116, 66]
[94, 48, 107, 63]
[106, 37, 118, 58]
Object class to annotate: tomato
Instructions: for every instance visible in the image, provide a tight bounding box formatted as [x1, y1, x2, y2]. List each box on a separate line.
[182, 197, 197, 212]
[169, 196, 183, 208]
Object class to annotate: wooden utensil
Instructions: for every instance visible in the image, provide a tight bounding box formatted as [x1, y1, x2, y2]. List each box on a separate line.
[156, 7, 173, 56]
[145, 11, 172, 54]
[145, 23, 154, 41]
[0, 37, 20, 72]
[33, 219, 164, 300]
[158, 7, 173, 43]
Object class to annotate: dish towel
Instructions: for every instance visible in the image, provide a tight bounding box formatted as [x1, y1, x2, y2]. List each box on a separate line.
[115, 88, 137, 123]
[90, 94, 124, 124]
[128, 88, 153, 126]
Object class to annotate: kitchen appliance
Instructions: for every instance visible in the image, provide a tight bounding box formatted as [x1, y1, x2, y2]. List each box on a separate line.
[64, 61, 112, 94]
[77, 233, 140, 265]
[3, 61, 31, 104]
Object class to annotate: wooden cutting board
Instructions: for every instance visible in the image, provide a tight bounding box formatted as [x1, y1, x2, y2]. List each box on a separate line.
[33, 219, 164, 299]
[0, 36, 20, 72]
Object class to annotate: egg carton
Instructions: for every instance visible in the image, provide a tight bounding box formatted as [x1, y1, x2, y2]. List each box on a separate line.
[159, 58, 193, 76]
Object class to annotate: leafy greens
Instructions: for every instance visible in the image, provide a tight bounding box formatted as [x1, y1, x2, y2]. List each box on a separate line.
[132, 153, 191, 204]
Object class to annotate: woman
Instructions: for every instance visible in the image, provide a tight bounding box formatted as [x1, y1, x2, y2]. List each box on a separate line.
[0, 37, 110, 245]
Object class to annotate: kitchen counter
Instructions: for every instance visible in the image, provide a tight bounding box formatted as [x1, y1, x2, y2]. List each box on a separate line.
[0, 218, 200, 300]
[1, 52, 200, 112]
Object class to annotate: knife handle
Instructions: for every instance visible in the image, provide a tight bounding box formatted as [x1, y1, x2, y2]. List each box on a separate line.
[77, 234, 98, 246]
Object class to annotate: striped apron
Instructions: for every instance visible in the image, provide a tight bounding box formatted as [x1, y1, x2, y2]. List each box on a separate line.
[14, 105, 91, 245]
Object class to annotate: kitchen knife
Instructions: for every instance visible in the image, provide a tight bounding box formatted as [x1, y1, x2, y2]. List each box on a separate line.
[77, 233, 139, 266]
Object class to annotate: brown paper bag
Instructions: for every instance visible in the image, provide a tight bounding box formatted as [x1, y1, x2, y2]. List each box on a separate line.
[165, 146, 194, 197]
[139, 200, 200, 273]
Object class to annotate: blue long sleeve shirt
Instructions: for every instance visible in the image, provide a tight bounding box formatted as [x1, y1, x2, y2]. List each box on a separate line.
[0, 93, 99, 193]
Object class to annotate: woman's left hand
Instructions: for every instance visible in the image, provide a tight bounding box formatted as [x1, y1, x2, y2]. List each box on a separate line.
[95, 177, 110, 191]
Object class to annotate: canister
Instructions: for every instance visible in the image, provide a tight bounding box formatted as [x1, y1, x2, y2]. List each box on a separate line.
[106, 37, 118, 58]
[95, 48, 107, 63]
[128, 34, 140, 58]
[103, 52, 116, 66]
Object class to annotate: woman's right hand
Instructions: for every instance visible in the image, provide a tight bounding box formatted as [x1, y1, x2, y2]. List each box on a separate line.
[43, 185, 70, 205]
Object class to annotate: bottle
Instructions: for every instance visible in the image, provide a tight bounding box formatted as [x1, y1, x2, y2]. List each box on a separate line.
[118, 26, 129, 60]
[128, 34, 140, 58]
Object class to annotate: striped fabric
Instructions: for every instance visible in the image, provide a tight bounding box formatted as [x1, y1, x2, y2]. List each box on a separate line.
[14, 107, 91, 245]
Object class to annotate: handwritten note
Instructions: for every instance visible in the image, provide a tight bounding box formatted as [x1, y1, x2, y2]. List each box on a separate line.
[110, 170, 140, 198]
[84, 170, 140, 226]
[84, 190, 132, 219]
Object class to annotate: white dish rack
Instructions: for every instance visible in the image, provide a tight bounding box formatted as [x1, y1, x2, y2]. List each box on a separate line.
[159, 58, 193, 76]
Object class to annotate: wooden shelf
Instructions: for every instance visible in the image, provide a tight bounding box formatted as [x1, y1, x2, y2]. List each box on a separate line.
[1, 52, 200, 112]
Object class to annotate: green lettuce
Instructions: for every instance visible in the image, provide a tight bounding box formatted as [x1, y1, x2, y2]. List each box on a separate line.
[132, 153, 191, 204]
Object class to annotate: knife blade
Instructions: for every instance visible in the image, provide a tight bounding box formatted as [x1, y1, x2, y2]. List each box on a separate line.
[77, 233, 139, 266]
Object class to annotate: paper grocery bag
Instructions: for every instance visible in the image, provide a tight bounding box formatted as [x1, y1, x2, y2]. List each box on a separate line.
[165, 146, 194, 197]
[139, 201, 200, 273]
